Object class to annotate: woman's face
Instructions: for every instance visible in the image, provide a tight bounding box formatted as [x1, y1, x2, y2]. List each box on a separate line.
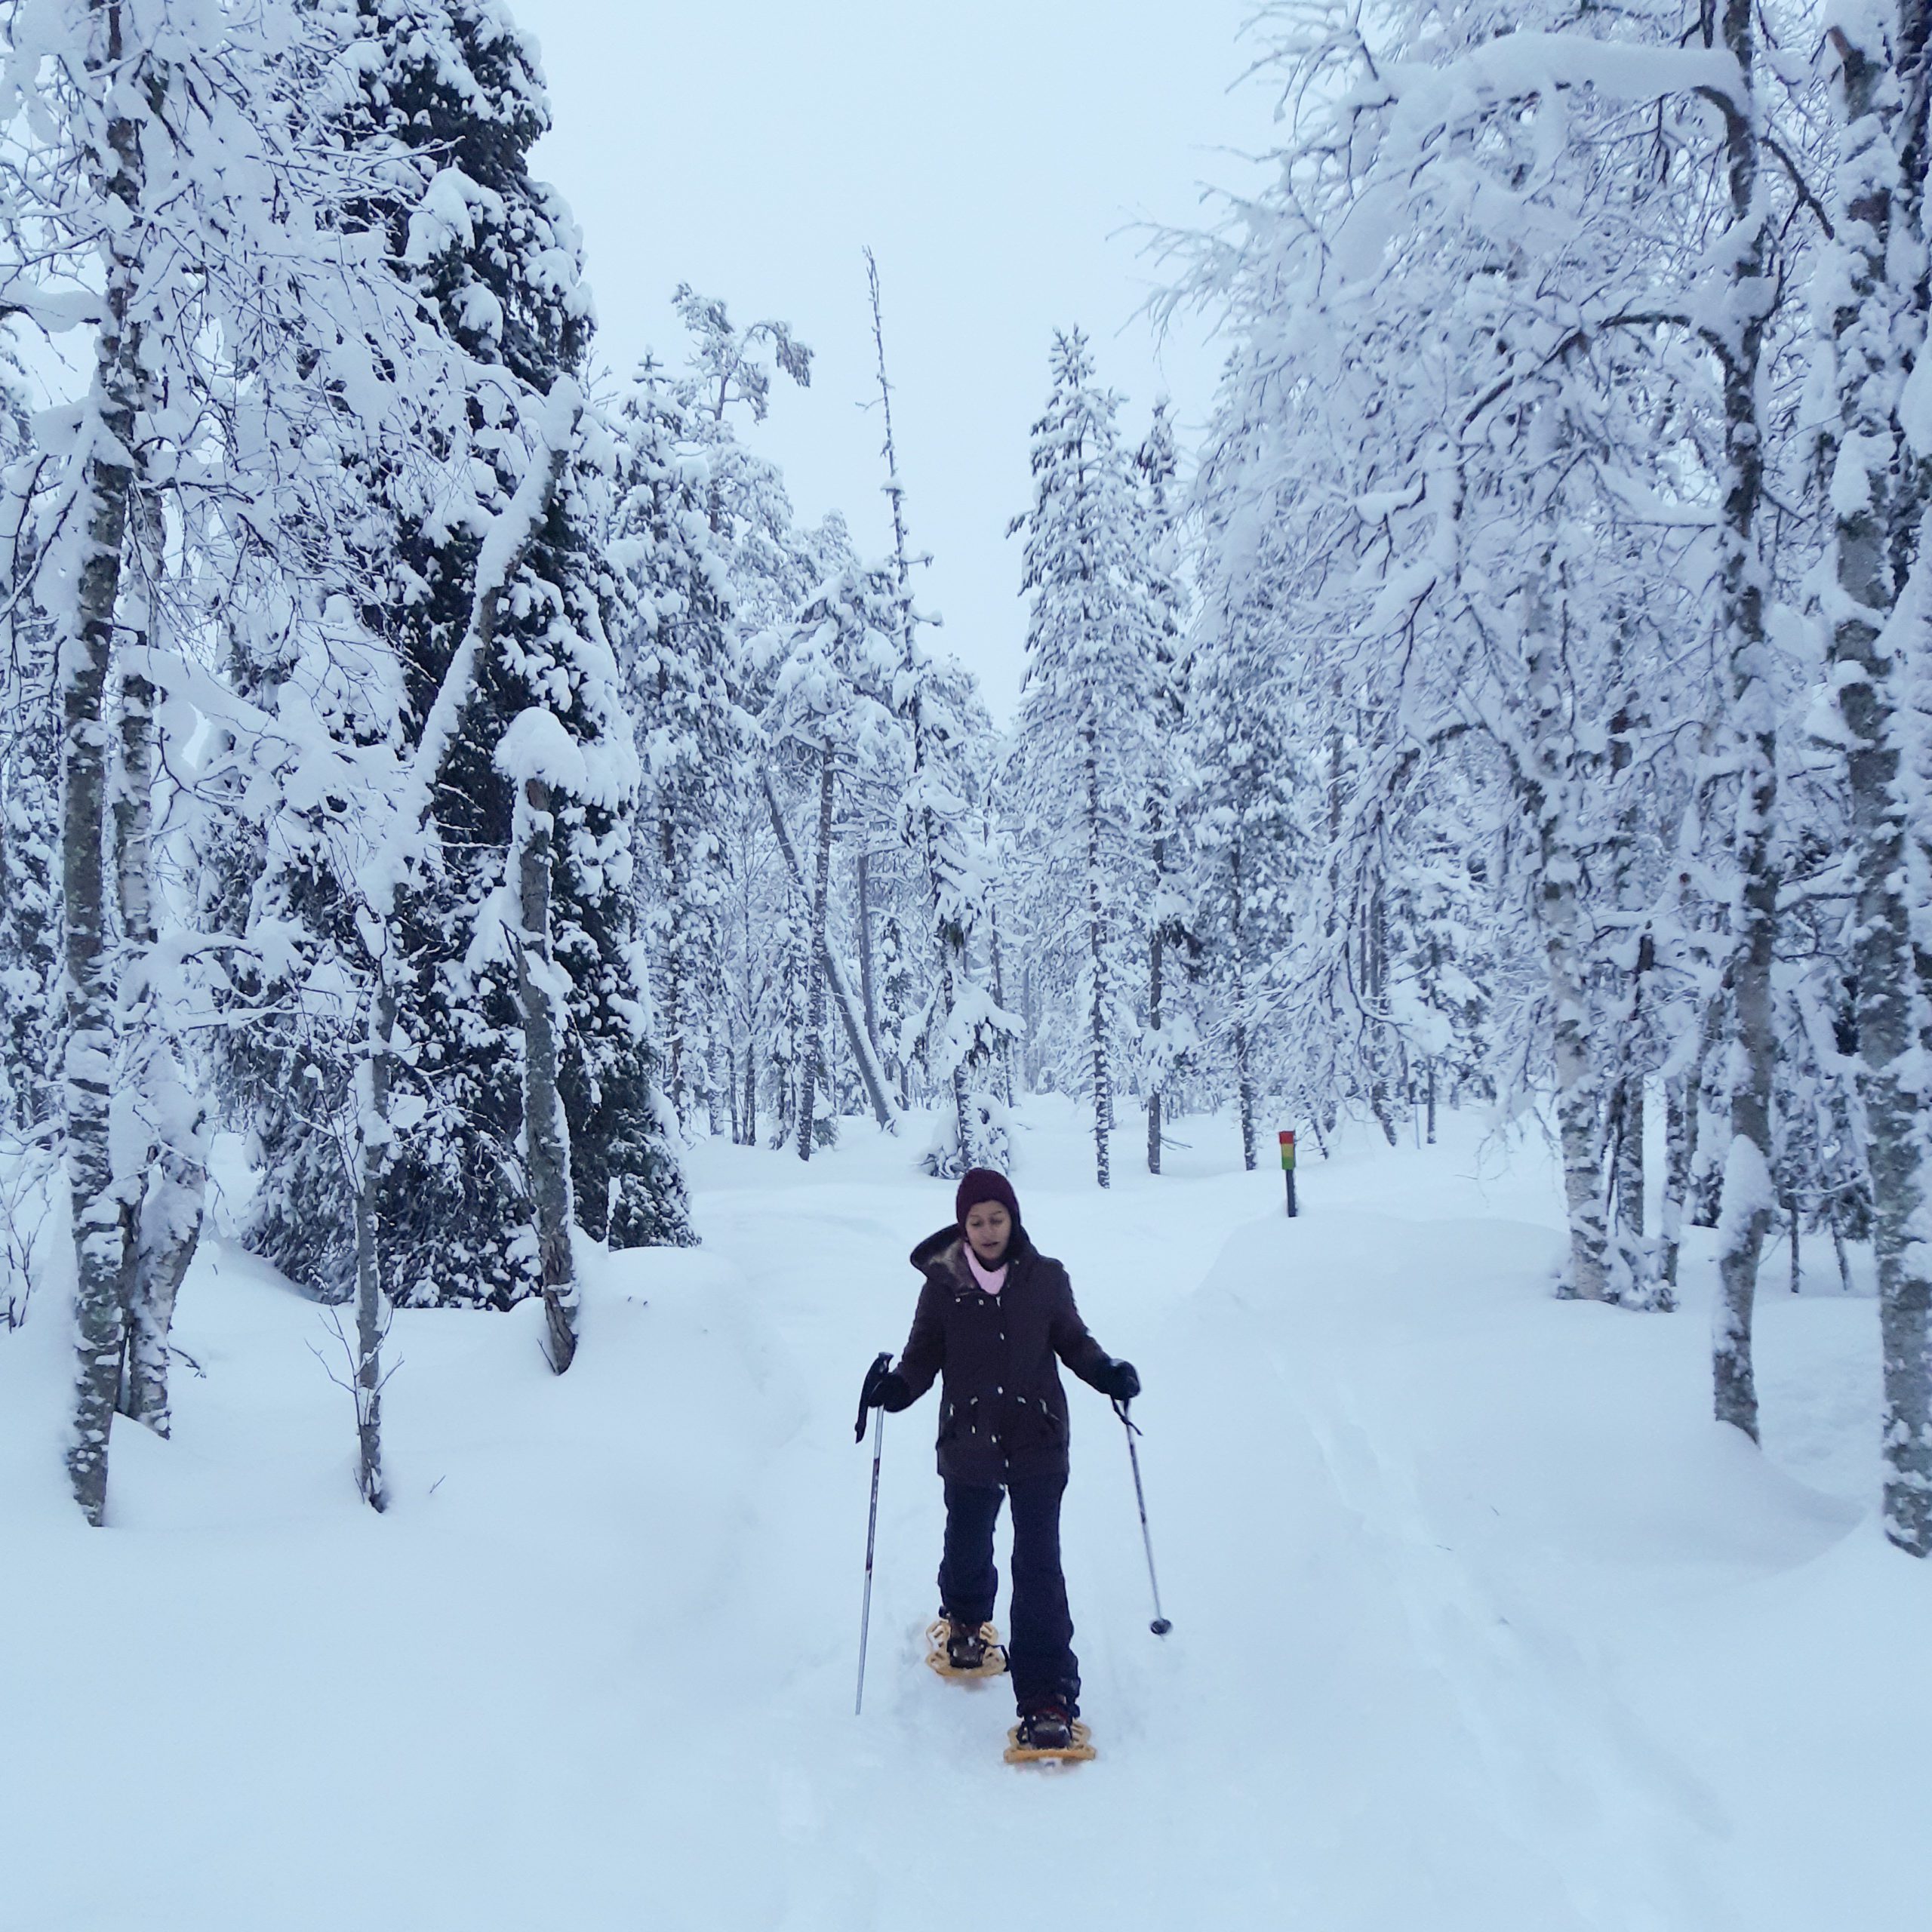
[964, 1201, 1012, 1265]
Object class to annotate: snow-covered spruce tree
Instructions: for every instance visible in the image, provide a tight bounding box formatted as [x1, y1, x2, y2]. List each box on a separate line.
[764, 873, 815, 1149]
[1387, 789, 1499, 1144]
[747, 534, 900, 1134]
[1012, 331, 1156, 1187]
[864, 250, 1011, 1173]
[875, 906, 919, 1106]
[717, 780, 782, 1143]
[1185, 561, 1304, 1171]
[613, 359, 737, 1139]
[897, 641, 1015, 1173]
[498, 707, 582, 1371]
[314, 0, 689, 1304]
[345, 0, 535, 1301]
[1185, 353, 1411, 1156]
[1134, 401, 1198, 1173]
[976, 781, 1020, 1112]
[546, 435, 694, 1257]
[1817, 0, 1932, 1551]
[662, 285, 906, 1132]
[218, 0, 534, 1303]
[766, 556, 900, 1159]
[671, 283, 817, 648]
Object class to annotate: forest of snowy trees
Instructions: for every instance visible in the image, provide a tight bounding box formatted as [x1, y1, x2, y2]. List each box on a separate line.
[2, 0, 1930, 1561]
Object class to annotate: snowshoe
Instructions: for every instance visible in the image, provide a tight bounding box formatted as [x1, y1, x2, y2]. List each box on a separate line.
[1005, 1696, 1094, 1764]
[924, 1617, 1007, 1680]
[1014, 1695, 1073, 1749]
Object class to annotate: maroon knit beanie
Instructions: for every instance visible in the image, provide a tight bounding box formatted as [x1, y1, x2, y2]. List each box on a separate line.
[955, 1167, 1020, 1231]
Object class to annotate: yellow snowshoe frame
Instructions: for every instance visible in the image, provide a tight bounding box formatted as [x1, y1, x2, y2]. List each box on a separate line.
[924, 1618, 1008, 1680]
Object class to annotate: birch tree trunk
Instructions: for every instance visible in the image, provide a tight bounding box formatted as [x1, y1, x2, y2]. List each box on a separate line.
[1614, 1076, 1646, 1253]
[1605, 674, 1662, 1309]
[1607, 934, 1663, 1310]
[351, 970, 395, 1511]
[1660, 1070, 1694, 1292]
[115, 529, 207, 1433]
[1825, 0, 1932, 1550]
[1546, 913, 1609, 1304]
[1709, 0, 1779, 1441]
[513, 775, 579, 1372]
[126, 1134, 204, 1431]
[64, 48, 146, 1524]
[705, 1026, 727, 1138]
[795, 744, 835, 1161]
[1522, 595, 1608, 1303]
[112, 661, 156, 1420]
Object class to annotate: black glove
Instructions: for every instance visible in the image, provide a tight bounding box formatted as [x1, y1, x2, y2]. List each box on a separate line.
[1104, 1358, 1141, 1403]
[855, 1352, 910, 1441]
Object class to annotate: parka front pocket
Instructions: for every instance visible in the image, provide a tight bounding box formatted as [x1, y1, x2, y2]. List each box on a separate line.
[1031, 1396, 1064, 1446]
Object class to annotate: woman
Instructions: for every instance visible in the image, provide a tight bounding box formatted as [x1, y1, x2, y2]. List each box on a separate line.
[857, 1168, 1140, 1749]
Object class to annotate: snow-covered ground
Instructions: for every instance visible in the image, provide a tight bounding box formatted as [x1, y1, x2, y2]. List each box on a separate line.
[3, 1102, 1924, 1932]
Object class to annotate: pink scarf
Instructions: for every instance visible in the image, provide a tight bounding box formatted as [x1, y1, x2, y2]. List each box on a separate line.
[963, 1243, 1008, 1296]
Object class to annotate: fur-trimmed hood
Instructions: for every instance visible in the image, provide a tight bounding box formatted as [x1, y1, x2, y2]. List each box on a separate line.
[909, 1223, 1037, 1288]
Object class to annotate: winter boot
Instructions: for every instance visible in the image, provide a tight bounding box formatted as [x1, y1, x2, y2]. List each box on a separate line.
[945, 1616, 989, 1672]
[1014, 1694, 1074, 1751]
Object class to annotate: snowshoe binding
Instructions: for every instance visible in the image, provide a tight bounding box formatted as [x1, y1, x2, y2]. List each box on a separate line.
[924, 1616, 1007, 1680]
[1005, 1695, 1095, 1765]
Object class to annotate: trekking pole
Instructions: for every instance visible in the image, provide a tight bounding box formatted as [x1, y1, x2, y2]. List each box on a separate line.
[855, 1352, 891, 1715]
[1113, 1397, 1171, 1635]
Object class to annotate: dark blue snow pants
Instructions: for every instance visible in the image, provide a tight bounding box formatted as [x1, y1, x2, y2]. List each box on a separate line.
[938, 1475, 1079, 1713]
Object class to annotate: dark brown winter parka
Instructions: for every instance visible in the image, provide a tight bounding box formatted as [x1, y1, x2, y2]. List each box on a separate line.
[893, 1224, 1115, 1487]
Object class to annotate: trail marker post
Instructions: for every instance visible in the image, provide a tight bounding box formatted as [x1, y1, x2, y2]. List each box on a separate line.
[1279, 1130, 1297, 1217]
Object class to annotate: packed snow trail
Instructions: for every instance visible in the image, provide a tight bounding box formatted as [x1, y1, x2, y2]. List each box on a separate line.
[694, 1152, 1691, 1932]
[2, 1104, 1923, 1931]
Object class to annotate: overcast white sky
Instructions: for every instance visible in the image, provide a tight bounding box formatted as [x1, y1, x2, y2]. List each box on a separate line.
[511, 0, 1280, 721]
